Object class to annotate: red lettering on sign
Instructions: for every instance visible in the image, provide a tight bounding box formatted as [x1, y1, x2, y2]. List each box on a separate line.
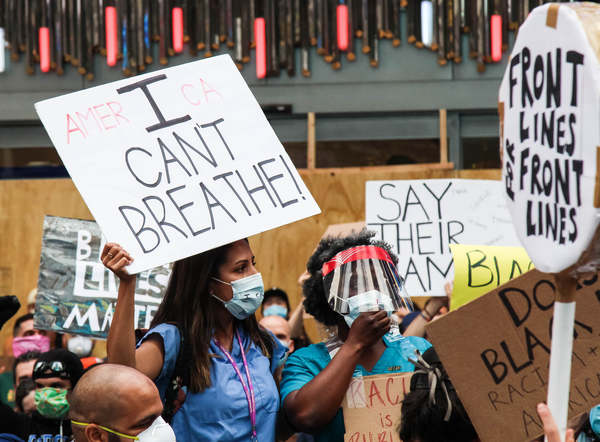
[369, 380, 385, 407]
[66, 113, 86, 144]
[107, 101, 130, 125]
[386, 378, 400, 406]
[179, 78, 222, 106]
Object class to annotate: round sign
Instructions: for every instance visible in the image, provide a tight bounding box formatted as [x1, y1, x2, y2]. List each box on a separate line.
[499, 2, 600, 274]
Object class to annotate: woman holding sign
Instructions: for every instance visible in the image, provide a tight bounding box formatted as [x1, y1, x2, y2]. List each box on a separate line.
[102, 239, 286, 442]
[280, 230, 431, 441]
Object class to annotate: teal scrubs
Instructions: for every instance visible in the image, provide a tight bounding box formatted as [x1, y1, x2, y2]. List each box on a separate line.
[280, 336, 432, 442]
[139, 323, 286, 442]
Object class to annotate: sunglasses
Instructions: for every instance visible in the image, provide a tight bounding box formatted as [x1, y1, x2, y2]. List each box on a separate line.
[33, 360, 69, 379]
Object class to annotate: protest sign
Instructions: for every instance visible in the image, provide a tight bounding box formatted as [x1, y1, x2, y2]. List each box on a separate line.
[450, 244, 534, 310]
[426, 269, 600, 442]
[365, 179, 521, 296]
[498, 4, 600, 434]
[499, 3, 600, 275]
[35, 55, 320, 274]
[34, 215, 170, 339]
[343, 372, 412, 442]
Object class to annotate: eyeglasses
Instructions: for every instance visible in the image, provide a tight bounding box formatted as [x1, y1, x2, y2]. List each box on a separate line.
[33, 360, 68, 379]
[72, 421, 140, 440]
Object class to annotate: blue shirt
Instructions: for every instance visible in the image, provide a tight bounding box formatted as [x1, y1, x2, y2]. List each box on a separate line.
[280, 336, 432, 442]
[139, 323, 286, 442]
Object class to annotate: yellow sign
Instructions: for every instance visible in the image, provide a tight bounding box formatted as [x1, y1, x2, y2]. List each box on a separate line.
[450, 244, 534, 310]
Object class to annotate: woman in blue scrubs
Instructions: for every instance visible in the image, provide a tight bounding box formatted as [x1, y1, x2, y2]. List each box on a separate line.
[280, 230, 431, 442]
[102, 239, 286, 442]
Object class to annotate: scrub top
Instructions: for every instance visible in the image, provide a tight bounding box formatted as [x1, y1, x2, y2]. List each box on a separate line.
[280, 336, 432, 442]
[139, 323, 286, 442]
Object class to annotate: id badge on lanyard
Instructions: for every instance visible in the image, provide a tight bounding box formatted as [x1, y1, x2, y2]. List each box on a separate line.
[215, 331, 258, 442]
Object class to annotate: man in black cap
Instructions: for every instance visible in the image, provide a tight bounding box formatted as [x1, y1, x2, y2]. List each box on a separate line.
[0, 348, 84, 442]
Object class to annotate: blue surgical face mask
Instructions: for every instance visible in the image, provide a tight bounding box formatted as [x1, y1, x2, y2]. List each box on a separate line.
[212, 273, 265, 320]
[343, 290, 394, 327]
[263, 304, 288, 318]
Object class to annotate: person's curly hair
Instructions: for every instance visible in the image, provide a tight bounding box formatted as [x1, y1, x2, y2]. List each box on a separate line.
[302, 229, 398, 326]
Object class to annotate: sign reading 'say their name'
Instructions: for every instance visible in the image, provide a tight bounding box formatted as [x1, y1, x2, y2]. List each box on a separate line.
[366, 179, 521, 296]
[35, 55, 320, 273]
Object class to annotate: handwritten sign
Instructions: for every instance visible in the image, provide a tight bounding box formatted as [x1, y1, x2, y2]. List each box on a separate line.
[499, 3, 600, 274]
[343, 373, 412, 442]
[426, 269, 600, 442]
[35, 55, 320, 274]
[450, 244, 534, 310]
[365, 179, 521, 296]
[34, 216, 170, 339]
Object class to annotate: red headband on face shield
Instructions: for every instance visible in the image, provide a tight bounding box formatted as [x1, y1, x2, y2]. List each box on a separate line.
[321, 245, 412, 315]
[321, 245, 395, 276]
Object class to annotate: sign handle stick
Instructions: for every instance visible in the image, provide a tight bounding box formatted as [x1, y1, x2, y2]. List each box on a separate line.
[545, 274, 577, 442]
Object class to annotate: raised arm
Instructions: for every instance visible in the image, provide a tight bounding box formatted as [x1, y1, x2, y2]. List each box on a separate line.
[103, 243, 163, 380]
[283, 311, 390, 432]
[403, 297, 448, 337]
[288, 301, 305, 339]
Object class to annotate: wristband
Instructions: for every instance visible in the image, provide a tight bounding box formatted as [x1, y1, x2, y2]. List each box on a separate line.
[420, 311, 432, 322]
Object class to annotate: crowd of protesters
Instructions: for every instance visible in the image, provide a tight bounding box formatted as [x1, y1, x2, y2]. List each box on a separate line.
[0, 230, 595, 442]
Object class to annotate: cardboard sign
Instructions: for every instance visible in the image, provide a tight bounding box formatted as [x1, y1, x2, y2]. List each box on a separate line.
[34, 216, 170, 338]
[343, 373, 412, 442]
[35, 55, 320, 274]
[365, 179, 521, 296]
[499, 3, 600, 273]
[426, 269, 600, 442]
[450, 244, 534, 310]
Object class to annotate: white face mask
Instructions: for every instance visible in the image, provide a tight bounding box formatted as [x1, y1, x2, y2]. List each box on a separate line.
[136, 416, 176, 442]
[67, 335, 93, 358]
[72, 416, 176, 442]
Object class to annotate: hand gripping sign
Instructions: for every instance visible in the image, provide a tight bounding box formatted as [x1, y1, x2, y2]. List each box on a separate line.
[34, 55, 320, 274]
[499, 3, 600, 437]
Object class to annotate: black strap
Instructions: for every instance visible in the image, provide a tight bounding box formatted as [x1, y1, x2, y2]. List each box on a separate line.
[136, 324, 187, 424]
[162, 324, 187, 423]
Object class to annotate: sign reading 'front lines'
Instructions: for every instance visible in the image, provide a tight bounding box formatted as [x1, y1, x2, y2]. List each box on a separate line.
[35, 55, 320, 274]
[499, 3, 600, 273]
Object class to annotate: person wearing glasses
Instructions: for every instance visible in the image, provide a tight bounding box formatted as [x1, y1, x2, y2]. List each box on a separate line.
[69, 363, 176, 442]
[0, 348, 83, 442]
[280, 231, 432, 442]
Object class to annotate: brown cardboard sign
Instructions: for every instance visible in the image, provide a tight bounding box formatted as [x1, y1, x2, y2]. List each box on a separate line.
[426, 270, 600, 442]
[343, 372, 412, 442]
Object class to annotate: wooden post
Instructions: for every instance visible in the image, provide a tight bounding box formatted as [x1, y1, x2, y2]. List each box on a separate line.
[439, 108, 448, 164]
[307, 111, 316, 169]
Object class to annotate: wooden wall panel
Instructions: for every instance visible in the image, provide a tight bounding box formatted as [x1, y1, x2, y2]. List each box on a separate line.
[0, 179, 92, 356]
[0, 167, 501, 355]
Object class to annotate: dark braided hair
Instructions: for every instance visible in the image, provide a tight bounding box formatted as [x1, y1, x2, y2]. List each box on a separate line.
[399, 348, 478, 442]
[302, 229, 398, 326]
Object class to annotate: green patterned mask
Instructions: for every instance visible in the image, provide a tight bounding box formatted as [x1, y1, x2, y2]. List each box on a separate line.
[35, 387, 70, 419]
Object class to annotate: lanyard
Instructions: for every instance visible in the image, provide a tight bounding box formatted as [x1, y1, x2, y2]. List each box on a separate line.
[215, 330, 257, 442]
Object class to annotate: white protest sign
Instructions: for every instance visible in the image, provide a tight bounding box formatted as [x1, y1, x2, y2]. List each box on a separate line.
[499, 3, 600, 274]
[498, 4, 600, 435]
[366, 179, 521, 296]
[35, 55, 320, 274]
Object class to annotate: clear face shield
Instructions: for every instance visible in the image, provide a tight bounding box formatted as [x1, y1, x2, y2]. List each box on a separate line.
[322, 245, 414, 321]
